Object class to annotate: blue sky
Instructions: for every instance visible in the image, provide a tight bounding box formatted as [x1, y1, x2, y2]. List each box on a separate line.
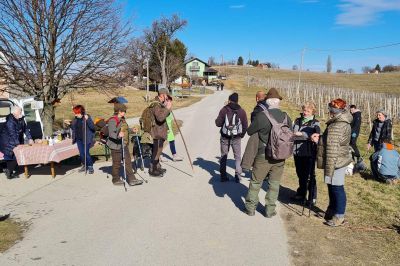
[121, 0, 400, 72]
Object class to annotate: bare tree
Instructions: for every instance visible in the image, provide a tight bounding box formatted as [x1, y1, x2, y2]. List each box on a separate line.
[327, 55, 332, 73]
[123, 37, 149, 85]
[208, 57, 215, 66]
[144, 14, 187, 87]
[0, 0, 129, 135]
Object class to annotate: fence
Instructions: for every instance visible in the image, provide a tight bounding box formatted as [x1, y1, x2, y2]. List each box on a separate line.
[250, 78, 400, 131]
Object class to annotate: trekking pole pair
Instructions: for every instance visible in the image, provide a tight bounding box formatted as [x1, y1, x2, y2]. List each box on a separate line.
[302, 176, 316, 217]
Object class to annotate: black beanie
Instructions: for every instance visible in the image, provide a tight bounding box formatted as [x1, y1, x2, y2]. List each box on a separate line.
[229, 93, 239, 103]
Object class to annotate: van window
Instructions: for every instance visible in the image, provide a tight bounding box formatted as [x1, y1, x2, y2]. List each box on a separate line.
[23, 103, 37, 122]
[0, 101, 12, 121]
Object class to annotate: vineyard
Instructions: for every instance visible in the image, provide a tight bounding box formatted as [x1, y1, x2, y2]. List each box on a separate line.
[249, 77, 400, 133]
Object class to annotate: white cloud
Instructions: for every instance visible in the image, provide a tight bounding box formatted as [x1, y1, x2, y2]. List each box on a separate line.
[336, 0, 400, 26]
[229, 4, 245, 9]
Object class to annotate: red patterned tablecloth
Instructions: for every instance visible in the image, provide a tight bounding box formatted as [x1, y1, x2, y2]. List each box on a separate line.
[13, 139, 79, 166]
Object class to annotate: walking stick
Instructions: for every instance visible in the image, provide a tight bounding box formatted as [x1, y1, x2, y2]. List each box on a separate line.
[171, 110, 194, 172]
[84, 114, 87, 175]
[135, 135, 145, 171]
[121, 139, 128, 192]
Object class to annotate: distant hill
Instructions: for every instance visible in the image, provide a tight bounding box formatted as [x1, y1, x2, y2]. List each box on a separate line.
[215, 66, 400, 94]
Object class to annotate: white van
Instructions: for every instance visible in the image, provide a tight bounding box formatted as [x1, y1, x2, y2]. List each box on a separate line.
[0, 97, 44, 159]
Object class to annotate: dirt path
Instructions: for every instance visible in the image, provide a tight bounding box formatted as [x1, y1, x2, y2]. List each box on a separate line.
[0, 89, 289, 265]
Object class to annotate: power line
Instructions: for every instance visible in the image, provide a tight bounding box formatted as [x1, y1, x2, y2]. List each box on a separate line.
[308, 42, 400, 52]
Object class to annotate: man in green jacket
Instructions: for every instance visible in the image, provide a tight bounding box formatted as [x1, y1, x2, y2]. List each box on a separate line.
[244, 88, 292, 218]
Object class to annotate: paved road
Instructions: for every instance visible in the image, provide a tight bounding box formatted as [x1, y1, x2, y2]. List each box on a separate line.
[0, 89, 289, 265]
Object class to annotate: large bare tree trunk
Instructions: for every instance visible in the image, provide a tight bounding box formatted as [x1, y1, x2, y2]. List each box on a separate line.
[41, 103, 55, 137]
[161, 46, 167, 86]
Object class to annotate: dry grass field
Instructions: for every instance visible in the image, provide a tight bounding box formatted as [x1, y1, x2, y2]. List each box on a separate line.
[216, 66, 400, 94]
[223, 72, 400, 266]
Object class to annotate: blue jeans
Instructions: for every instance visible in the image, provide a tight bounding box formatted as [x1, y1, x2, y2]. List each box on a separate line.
[327, 184, 346, 217]
[169, 140, 177, 155]
[76, 140, 93, 168]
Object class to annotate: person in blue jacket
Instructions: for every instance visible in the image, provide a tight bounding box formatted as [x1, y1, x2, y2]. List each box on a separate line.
[0, 105, 33, 179]
[370, 138, 400, 185]
[71, 105, 95, 174]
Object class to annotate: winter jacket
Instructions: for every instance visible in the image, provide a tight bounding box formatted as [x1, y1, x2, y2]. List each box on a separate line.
[0, 114, 32, 158]
[106, 115, 130, 150]
[166, 113, 175, 142]
[247, 108, 293, 156]
[317, 110, 353, 178]
[215, 102, 248, 138]
[293, 115, 320, 157]
[71, 115, 95, 145]
[151, 97, 170, 140]
[241, 133, 259, 170]
[371, 143, 400, 178]
[250, 100, 268, 123]
[368, 118, 392, 144]
[351, 110, 362, 137]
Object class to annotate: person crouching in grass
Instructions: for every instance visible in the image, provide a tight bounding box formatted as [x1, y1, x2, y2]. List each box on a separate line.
[291, 101, 320, 206]
[311, 98, 352, 227]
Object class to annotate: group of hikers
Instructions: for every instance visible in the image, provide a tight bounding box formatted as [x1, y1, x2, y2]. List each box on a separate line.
[1, 85, 399, 228]
[215, 88, 399, 227]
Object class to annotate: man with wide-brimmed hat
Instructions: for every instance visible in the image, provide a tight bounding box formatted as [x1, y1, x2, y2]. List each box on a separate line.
[244, 88, 292, 218]
[148, 87, 172, 177]
[107, 103, 143, 186]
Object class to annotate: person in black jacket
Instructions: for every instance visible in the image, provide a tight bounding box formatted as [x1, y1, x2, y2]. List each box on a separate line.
[215, 93, 248, 183]
[0, 106, 33, 179]
[368, 109, 392, 152]
[250, 91, 268, 123]
[350, 105, 362, 162]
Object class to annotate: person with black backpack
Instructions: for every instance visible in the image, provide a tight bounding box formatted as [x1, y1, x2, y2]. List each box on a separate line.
[244, 88, 293, 218]
[215, 93, 248, 183]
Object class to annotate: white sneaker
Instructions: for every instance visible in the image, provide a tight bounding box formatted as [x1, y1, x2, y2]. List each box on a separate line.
[173, 154, 183, 161]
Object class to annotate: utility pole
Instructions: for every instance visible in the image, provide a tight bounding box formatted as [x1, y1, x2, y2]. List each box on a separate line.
[146, 58, 150, 102]
[296, 48, 306, 103]
[247, 51, 251, 88]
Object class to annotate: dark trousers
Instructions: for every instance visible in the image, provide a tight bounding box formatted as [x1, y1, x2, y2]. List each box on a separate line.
[294, 156, 317, 200]
[152, 139, 165, 165]
[76, 140, 93, 168]
[6, 160, 18, 173]
[350, 137, 361, 160]
[111, 146, 135, 179]
[327, 184, 346, 216]
[169, 140, 177, 155]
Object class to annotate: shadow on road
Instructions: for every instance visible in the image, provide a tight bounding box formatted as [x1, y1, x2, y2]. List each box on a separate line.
[194, 157, 263, 213]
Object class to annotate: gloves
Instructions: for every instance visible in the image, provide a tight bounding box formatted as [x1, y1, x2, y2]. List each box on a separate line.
[351, 133, 357, 138]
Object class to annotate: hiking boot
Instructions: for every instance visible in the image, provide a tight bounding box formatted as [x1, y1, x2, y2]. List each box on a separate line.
[156, 163, 167, 173]
[127, 176, 143, 186]
[4, 169, 12, 179]
[323, 208, 335, 221]
[112, 177, 124, 186]
[88, 166, 94, 174]
[265, 210, 277, 218]
[78, 165, 86, 172]
[173, 154, 183, 161]
[324, 216, 346, 227]
[149, 165, 163, 177]
[245, 209, 255, 216]
[234, 175, 241, 183]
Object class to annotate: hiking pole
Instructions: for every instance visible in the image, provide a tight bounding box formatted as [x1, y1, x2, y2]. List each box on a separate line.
[135, 170, 148, 183]
[171, 110, 194, 172]
[135, 135, 145, 171]
[121, 139, 128, 192]
[84, 114, 87, 175]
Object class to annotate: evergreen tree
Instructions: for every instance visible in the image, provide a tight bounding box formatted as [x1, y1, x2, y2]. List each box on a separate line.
[237, 56, 244, 65]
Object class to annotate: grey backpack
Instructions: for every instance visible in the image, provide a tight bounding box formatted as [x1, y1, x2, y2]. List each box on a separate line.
[263, 110, 294, 160]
